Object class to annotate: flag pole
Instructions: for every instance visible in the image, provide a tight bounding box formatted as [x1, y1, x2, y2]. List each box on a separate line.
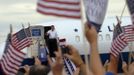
[9, 24, 13, 45]
[120, 3, 126, 20]
[113, 23, 116, 28]
[80, 0, 89, 65]
[10, 24, 13, 34]
[21, 23, 28, 37]
[21, 23, 32, 57]
[9, 24, 13, 48]
[116, 16, 124, 62]
[27, 22, 35, 57]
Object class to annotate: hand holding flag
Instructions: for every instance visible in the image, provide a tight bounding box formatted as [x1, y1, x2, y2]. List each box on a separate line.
[110, 16, 128, 57]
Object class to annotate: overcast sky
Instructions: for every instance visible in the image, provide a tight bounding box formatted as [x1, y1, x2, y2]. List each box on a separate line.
[0, 0, 131, 43]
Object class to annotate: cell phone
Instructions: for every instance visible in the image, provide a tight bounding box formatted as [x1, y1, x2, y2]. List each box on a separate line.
[47, 39, 58, 57]
[38, 47, 48, 62]
[60, 46, 70, 54]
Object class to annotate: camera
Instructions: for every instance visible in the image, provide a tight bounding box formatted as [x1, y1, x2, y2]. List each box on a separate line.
[60, 45, 70, 54]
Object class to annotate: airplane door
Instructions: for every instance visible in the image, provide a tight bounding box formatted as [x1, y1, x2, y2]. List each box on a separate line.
[27, 26, 45, 57]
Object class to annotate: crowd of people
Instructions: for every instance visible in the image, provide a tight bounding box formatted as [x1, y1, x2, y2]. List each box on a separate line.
[17, 23, 134, 75]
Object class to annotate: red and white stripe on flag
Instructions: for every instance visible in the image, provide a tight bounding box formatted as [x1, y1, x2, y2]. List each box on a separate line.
[110, 33, 128, 57]
[11, 29, 31, 51]
[37, 0, 81, 19]
[11, 35, 31, 50]
[124, 25, 134, 42]
[0, 44, 25, 75]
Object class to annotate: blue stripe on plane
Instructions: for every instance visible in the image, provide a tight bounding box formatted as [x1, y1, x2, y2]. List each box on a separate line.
[20, 52, 133, 73]
[81, 52, 133, 73]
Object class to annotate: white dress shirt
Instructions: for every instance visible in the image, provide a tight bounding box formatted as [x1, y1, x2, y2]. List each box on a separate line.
[47, 30, 58, 39]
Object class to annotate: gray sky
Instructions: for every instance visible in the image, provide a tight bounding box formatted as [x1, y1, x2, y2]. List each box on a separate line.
[0, 0, 131, 43]
[0, 0, 130, 25]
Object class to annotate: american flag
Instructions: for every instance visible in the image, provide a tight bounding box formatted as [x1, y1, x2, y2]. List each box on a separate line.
[113, 23, 123, 40]
[63, 57, 76, 75]
[126, 0, 134, 24]
[123, 25, 134, 42]
[37, 0, 81, 19]
[110, 23, 128, 57]
[25, 27, 31, 37]
[11, 28, 31, 50]
[25, 27, 33, 44]
[0, 33, 26, 75]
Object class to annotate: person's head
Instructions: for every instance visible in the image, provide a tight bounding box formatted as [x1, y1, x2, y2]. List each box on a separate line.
[29, 65, 50, 75]
[51, 25, 55, 31]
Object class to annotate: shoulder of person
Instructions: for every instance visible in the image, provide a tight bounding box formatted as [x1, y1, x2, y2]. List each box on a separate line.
[47, 30, 51, 33]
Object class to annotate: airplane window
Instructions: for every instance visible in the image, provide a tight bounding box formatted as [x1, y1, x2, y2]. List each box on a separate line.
[98, 34, 103, 41]
[106, 34, 111, 40]
[75, 35, 80, 42]
[74, 28, 78, 32]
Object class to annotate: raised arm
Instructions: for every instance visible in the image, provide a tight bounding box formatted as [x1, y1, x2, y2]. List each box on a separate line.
[47, 47, 64, 75]
[107, 55, 119, 75]
[122, 61, 128, 75]
[85, 24, 105, 75]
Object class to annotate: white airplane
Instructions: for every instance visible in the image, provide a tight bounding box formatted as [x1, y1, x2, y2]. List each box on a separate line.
[0, 16, 133, 73]
[31, 16, 133, 73]
[35, 16, 132, 54]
